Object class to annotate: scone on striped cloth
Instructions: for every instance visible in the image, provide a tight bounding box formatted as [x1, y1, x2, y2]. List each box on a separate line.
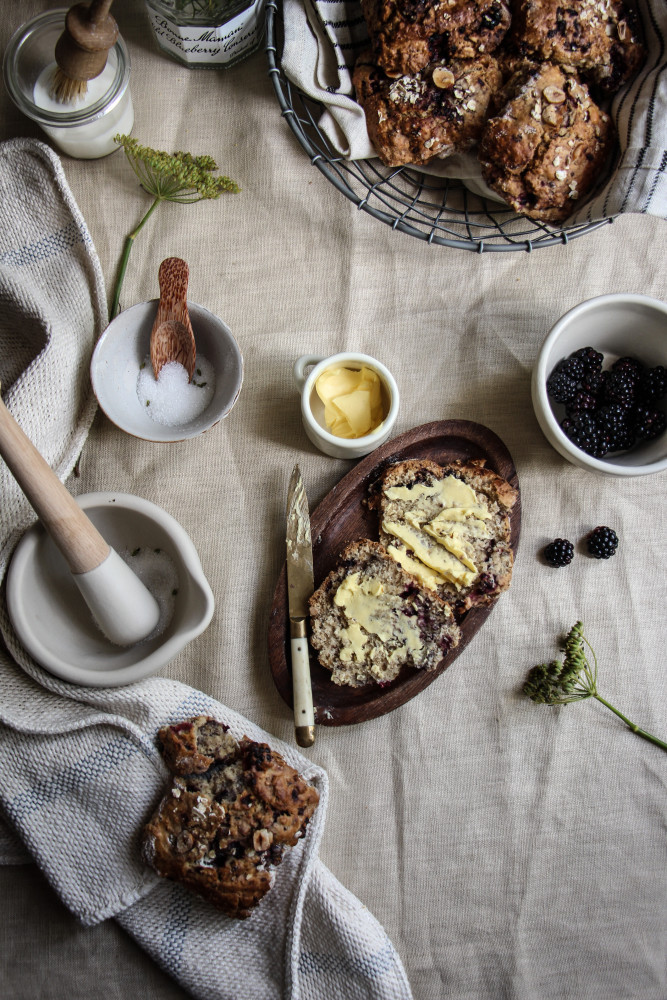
[377, 458, 517, 615]
[309, 539, 460, 688]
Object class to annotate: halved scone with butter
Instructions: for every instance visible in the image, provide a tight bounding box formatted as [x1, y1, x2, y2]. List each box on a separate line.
[377, 458, 517, 615]
[309, 539, 460, 688]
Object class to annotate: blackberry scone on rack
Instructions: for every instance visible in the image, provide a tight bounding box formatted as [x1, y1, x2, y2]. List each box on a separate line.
[478, 62, 614, 222]
[353, 51, 504, 167]
[360, 0, 511, 79]
[376, 458, 517, 616]
[507, 0, 645, 96]
[309, 539, 460, 688]
[142, 716, 319, 919]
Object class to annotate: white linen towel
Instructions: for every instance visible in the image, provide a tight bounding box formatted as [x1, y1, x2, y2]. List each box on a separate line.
[0, 138, 412, 1000]
[280, 0, 667, 223]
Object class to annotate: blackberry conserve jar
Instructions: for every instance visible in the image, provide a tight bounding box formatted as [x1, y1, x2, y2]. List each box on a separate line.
[144, 0, 265, 68]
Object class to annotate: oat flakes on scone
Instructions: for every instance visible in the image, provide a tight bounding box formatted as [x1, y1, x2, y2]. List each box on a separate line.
[353, 50, 504, 167]
[360, 0, 511, 78]
[508, 0, 645, 96]
[478, 62, 614, 222]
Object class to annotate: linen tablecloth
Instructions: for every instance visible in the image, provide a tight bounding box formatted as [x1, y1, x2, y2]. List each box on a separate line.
[0, 2, 666, 999]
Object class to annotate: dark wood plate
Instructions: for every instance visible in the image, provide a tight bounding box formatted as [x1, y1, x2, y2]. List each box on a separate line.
[268, 420, 521, 726]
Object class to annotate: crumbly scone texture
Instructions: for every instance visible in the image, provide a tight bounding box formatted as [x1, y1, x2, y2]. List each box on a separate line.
[377, 458, 517, 614]
[478, 63, 614, 222]
[352, 51, 504, 167]
[360, 0, 511, 78]
[508, 0, 645, 96]
[309, 539, 460, 688]
[142, 716, 319, 919]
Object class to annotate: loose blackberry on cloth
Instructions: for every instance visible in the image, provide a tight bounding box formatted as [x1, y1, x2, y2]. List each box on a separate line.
[280, 0, 667, 223]
[0, 138, 412, 1000]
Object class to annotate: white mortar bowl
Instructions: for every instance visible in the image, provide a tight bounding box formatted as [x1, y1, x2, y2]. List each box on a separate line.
[91, 300, 243, 442]
[6, 492, 215, 687]
[532, 294, 667, 477]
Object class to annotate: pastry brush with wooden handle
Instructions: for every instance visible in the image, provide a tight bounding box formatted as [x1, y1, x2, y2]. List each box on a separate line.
[50, 0, 119, 104]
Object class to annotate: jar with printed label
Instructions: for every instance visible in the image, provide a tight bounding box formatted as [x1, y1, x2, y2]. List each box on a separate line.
[144, 0, 265, 69]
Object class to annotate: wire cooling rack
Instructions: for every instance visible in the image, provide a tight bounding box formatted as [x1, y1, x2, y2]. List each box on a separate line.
[265, 0, 615, 253]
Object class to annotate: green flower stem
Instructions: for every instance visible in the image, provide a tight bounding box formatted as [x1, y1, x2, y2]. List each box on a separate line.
[593, 693, 667, 751]
[109, 197, 161, 320]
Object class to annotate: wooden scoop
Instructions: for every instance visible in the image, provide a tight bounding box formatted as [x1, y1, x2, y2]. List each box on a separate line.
[150, 257, 196, 381]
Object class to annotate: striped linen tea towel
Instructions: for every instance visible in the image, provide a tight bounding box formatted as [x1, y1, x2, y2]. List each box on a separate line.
[0, 137, 413, 1000]
[280, 0, 667, 223]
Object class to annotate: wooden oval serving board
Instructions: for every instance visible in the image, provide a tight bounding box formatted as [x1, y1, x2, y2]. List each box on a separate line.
[268, 420, 521, 726]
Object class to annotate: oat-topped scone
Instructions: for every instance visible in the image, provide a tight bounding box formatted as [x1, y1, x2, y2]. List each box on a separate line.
[478, 63, 614, 221]
[508, 0, 645, 96]
[142, 717, 319, 919]
[360, 0, 511, 78]
[309, 539, 460, 688]
[353, 51, 504, 167]
[376, 458, 517, 615]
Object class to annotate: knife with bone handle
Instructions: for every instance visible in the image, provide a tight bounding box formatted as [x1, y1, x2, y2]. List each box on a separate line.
[286, 464, 316, 747]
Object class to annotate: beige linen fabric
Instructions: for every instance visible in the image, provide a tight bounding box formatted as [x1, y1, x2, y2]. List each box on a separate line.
[0, 3, 666, 999]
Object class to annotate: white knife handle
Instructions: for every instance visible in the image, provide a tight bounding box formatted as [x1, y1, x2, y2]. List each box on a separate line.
[290, 618, 315, 747]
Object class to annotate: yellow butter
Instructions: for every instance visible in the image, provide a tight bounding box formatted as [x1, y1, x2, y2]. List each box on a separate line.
[384, 475, 478, 509]
[382, 519, 476, 588]
[315, 365, 385, 439]
[333, 571, 423, 662]
[386, 544, 448, 591]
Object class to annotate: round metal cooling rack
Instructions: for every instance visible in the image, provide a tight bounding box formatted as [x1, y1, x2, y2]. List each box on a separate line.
[265, 0, 614, 253]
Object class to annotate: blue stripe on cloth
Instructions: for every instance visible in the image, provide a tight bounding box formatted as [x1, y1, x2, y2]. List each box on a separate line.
[298, 939, 400, 981]
[169, 691, 218, 722]
[643, 147, 667, 212]
[5, 737, 142, 821]
[0, 220, 92, 268]
[161, 883, 193, 977]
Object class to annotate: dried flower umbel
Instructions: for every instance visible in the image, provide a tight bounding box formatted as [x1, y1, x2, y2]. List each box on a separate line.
[110, 135, 239, 320]
[523, 622, 667, 753]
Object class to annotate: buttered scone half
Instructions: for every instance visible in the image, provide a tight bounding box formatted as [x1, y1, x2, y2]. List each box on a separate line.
[377, 458, 517, 615]
[353, 51, 504, 168]
[309, 539, 460, 688]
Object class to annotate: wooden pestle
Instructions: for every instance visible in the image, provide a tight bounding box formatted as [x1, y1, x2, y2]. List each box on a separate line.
[0, 387, 160, 646]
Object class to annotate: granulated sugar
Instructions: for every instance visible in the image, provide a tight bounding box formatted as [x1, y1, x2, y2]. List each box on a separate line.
[137, 354, 215, 426]
[119, 545, 180, 642]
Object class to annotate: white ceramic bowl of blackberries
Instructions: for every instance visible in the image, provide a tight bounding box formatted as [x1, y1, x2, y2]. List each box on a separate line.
[532, 294, 667, 477]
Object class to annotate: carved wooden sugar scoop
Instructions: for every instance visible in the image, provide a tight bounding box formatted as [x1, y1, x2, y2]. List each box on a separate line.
[150, 257, 196, 381]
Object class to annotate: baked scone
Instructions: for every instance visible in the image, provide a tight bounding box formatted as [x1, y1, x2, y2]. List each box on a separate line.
[353, 51, 504, 167]
[508, 0, 645, 96]
[360, 0, 511, 78]
[478, 63, 614, 222]
[376, 458, 517, 615]
[309, 539, 460, 688]
[142, 717, 319, 919]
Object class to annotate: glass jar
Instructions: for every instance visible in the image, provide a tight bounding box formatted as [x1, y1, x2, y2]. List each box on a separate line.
[144, 0, 265, 69]
[3, 8, 133, 160]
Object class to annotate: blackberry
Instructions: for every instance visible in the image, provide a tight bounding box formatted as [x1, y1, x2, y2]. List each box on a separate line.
[586, 526, 618, 559]
[556, 356, 586, 382]
[633, 406, 667, 441]
[603, 369, 637, 407]
[566, 391, 597, 418]
[595, 403, 630, 436]
[547, 371, 578, 404]
[637, 365, 667, 403]
[562, 412, 601, 455]
[572, 346, 604, 373]
[544, 538, 574, 567]
[612, 357, 644, 381]
[581, 369, 608, 397]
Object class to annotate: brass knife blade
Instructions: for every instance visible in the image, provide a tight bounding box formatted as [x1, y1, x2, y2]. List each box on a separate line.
[286, 464, 314, 620]
[286, 464, 315, 747]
